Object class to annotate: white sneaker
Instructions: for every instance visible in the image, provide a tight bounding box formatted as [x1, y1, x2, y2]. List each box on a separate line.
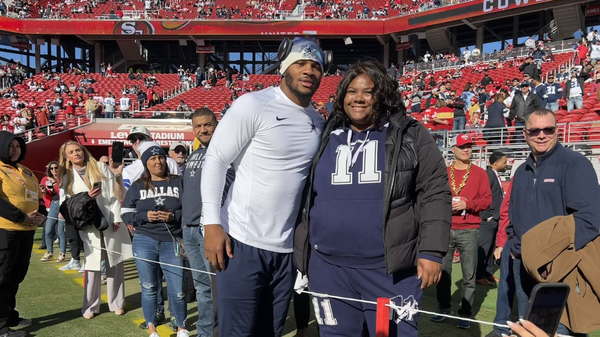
[71, 260, 81, 270]
[59, 259, 75, 271]
[149, 333, 160, 337]
[78, 265, 85, 273]
[176, 330, 189, 337]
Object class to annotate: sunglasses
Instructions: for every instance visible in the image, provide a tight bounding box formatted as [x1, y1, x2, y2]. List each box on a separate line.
[173, 148, 187, 155]
[50, 166, 58, 170]
[525, 127, 556, 137]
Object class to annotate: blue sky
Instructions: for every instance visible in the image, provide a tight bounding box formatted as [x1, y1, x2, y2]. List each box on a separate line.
[1, 24, 599, 72]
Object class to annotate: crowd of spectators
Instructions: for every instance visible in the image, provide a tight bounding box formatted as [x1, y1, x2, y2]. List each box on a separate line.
[390, 36, 599, 149]
[0, 0, 476, 20]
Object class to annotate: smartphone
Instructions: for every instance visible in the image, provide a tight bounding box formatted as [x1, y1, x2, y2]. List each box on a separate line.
[112, 141, 124, 164]
[93, 181, 102, 190]
[523, 283, 570, 336]
[154, 205, 166, 212]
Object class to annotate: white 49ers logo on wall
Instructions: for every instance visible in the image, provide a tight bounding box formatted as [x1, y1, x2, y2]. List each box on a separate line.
[114, 22, 155, 35]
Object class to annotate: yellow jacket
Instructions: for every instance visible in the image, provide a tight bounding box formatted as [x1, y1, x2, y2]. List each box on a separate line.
[0, 163, 41, 231]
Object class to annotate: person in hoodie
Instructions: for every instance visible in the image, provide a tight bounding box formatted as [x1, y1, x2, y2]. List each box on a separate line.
[294, 59, 451, 336]
[0, 131, 46, 337]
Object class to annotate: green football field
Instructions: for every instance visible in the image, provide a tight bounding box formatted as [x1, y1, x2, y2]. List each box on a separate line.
[13, 229, 600, 337]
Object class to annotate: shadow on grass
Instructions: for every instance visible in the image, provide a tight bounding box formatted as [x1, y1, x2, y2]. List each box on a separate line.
[26, 307, 86, 333]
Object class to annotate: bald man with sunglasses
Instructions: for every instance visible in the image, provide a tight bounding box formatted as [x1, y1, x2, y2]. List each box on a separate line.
[506, 108, 600, 337]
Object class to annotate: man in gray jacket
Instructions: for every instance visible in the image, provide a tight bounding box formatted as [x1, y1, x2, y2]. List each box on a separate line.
[182, 108, 234, 337]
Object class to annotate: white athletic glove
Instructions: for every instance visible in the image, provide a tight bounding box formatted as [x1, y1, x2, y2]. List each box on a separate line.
[543, 94, 548, 98]
[294, 270, 309, 294]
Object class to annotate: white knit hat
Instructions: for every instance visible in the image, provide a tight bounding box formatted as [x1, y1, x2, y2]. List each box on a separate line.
[279, 37, 325, 75]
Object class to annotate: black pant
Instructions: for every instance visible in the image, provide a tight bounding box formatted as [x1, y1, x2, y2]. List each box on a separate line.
[0, 229, 35, 334]
[294, 292, 310, 330]
[65, 224, 83, 261]
[476, 219, 498, 280]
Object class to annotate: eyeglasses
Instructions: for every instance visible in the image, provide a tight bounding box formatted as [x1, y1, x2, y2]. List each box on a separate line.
[525, 127, 556, 137]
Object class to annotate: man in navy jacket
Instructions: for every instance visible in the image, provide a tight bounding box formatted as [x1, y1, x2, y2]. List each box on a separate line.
[507, 108, 600, 336]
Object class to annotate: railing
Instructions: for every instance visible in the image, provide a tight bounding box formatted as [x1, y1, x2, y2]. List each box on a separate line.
[19, 116, 92, 143]
[121, 10, 160, 20]
[439, 121, 600, 179]
[402, 40, 578, 74]
[125, 110, 196, 118]
[132, 81, 194, 112]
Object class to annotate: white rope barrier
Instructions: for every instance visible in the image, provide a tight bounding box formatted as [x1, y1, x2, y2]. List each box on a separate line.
[88, 245, 574, 337]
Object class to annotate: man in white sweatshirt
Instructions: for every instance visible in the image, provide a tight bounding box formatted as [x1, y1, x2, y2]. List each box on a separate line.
[201, 37, 328, 336]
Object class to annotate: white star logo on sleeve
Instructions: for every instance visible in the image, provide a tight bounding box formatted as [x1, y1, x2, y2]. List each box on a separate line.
[189, 170, 196, 178]
[154, 196, 165, 206]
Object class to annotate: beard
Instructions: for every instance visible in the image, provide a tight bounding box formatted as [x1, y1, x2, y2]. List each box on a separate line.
[284, 72, 318, 103]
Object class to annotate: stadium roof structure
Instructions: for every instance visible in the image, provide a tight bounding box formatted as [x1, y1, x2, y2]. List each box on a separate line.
[0, 0, 587, 38]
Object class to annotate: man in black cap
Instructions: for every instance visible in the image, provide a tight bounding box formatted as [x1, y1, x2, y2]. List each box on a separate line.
[519, 56, 540, 79]
[508, 81, 542, 141]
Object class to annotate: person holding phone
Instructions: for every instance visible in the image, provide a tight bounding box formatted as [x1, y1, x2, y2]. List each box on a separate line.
[507, 109, 600, 337]
[508, 320, 559, 337]
[0, 131, 46, 337]
[40, 161, 67, 263]
[121, 145, 189, 337]
[58, 141, 132, 319]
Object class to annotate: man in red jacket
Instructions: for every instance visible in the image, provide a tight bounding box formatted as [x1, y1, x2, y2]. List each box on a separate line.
[431, 134, 492, 329]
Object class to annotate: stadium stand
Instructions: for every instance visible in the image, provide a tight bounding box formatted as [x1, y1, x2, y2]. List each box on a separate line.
[7, 0, 473, 19]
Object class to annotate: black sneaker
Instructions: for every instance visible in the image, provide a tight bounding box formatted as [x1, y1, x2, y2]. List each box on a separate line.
[430, 309, 453, 322]
[9, 318, 32, 328]
[139, 312, 166, 329]
[0, 329, 28, 337]
[38, 245, 47, 250]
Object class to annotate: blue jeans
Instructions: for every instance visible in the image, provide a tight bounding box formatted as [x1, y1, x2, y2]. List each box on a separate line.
[567, 97, 583, 112]
[45, 200, 66, 254]
[182, 226, 213, 337]
[493, 247, 528, 335]
[132, 234, 186, 329]
[545, 102, 559, 112]
[105, 110, 114, 119]
[453, 116, 466, 131]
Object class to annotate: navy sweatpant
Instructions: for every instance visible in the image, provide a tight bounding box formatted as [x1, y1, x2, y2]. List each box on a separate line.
[308, 253, 422, 337]
[216, 237, 295, 337]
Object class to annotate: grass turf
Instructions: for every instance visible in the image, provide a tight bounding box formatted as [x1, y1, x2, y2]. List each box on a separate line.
[14, 228, 600, 337]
